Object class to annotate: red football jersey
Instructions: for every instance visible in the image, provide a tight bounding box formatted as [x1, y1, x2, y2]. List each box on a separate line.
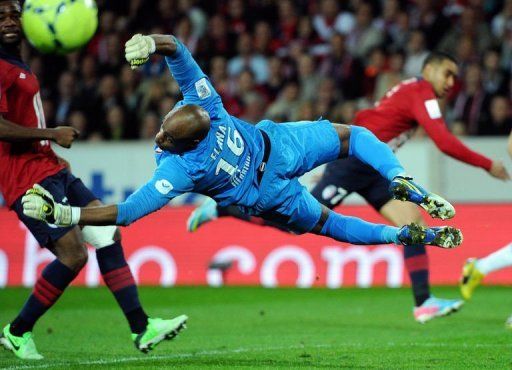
[355, 77, 492, 171]
[0, 53, 64, 207]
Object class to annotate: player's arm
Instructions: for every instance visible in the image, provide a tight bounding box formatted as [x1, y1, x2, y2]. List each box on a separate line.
[414, 98, 510, 180]
[22, 181, 172, 226]
[125, 34, 221, 112]
[0, 114, 78, 148]
[22, 159, 194, 226]
[78, 182, 172, 226]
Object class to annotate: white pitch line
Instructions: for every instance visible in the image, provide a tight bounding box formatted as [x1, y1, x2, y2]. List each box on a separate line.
[2, 342, 511, 369]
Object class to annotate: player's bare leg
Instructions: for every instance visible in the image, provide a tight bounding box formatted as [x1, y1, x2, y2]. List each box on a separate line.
[381, 200, 463, 323]
[85, 200, 187, 352]
[1, 228, 86, 360]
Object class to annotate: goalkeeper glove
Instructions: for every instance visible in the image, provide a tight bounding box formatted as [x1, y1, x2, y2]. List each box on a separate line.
[22, 184, 80, 226]
[125, 34, 156, 69]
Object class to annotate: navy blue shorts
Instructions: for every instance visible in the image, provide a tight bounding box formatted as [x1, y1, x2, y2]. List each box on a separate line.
[311, 156, 392, 211]
[12, 170, 97, 248]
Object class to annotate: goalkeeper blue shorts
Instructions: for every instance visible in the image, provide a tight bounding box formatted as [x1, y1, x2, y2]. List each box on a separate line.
[250, 119, 340, 233]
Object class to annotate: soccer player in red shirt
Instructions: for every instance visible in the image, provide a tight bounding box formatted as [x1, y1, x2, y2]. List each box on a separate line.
[188, 52, 509, 323]
[0, 0, 186, 360]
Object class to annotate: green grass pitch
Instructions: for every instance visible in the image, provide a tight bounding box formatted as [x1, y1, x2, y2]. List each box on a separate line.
[0, 286, 511, 369]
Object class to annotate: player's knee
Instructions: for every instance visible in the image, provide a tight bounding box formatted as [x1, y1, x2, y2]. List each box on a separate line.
[82, 225, 117, 249]
[396, 208, 424, 226]
[73, 245, 89, 270]
[59, 242, 88, 271]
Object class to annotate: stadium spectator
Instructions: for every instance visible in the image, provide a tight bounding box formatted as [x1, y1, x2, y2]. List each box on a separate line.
[263, 56, 286, 101]
[319, 33, 364, 100]
[408, 0, 450, 49]
[403, 30, 429, 78]
[438, 7, 493, 55]
[297, 54, 321, 101]
[312, 0, 355, 41]
[266, 80, 300, 122]
[346, 2, 383, 59]
[226, 0, 249, 35]
[274, 0, 299, 50]
[450, 63, 490, 135]
[174, 16, 199, 54]
[119, 65, 141, 115]
[198, 14, 235, 58]
[477, 95, 512, 136]
[387, 11, 410, 51]
[227, 32, 269, 84]
[68, 111, 89, 140]
[139, 111, 161, 139]
[54, 71, 79, 125]
[481, 48, 509, 95]
[253, 21, 273, 56]
[491, 0, 512, 40]
[375, 50, 406, 101]
[104, 105, 127, 140]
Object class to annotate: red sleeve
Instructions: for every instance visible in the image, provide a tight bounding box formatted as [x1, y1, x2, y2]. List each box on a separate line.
[412, 91, 493, 171]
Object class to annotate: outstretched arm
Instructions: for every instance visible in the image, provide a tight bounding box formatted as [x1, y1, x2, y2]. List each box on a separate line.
[22, 158, 195, 227]
[0, 115, 78, 147]
[413, 98, 509, 180]
[125, 34, 221, 112]
[69, 182, 170, 226]
[22, 182, 170, 227]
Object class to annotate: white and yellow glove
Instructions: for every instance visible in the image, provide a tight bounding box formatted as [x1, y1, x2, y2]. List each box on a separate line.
[22, 184, 80, 227]
[125, 34, 156, 69]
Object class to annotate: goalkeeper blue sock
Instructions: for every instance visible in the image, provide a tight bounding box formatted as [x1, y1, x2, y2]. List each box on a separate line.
[320, 210, 399, 244]
[96, 241, 148, 334]
[349, 125, 405, 181]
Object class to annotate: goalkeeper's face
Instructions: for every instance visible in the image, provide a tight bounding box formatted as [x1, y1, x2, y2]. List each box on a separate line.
[155, 105, 210, 154]
[0, 1, 21, 46]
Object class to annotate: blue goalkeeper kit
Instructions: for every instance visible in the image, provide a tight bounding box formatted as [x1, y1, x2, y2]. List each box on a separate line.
[116, 38, 403, 238]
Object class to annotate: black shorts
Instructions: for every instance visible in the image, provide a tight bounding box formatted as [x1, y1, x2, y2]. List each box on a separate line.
[12, 169, 97, 248]
[310, 157, 392, 211]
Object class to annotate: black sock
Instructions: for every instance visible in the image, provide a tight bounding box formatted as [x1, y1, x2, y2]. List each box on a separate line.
[10, 259, 77, 336]
[404, 244, 430, 306]
[96, 241, 148, 334]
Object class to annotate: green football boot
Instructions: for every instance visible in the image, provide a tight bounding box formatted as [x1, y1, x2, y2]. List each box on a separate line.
[0, 324, 43, 360]
[132, 315, 188, 353]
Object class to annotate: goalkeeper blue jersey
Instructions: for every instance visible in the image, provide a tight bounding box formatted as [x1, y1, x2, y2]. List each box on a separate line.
[117, 38, 265, 225]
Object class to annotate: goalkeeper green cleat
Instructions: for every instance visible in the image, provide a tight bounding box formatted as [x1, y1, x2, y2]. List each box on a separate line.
[0, 324, 43, 360]
[132, 315, 188, 353]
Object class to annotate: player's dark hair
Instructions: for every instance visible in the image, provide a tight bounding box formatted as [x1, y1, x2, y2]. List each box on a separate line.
[422, 51, 458, 70]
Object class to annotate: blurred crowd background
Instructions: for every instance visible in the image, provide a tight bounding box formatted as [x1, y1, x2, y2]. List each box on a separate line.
[23, 0, 512, 141]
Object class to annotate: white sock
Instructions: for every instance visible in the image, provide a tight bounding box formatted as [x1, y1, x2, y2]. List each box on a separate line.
[475, 243, 512, 275]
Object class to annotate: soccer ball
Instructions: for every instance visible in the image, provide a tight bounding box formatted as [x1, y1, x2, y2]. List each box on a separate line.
[21, 0, 98, 54]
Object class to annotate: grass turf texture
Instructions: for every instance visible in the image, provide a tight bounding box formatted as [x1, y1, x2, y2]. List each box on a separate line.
[0, 286, 510, 369]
